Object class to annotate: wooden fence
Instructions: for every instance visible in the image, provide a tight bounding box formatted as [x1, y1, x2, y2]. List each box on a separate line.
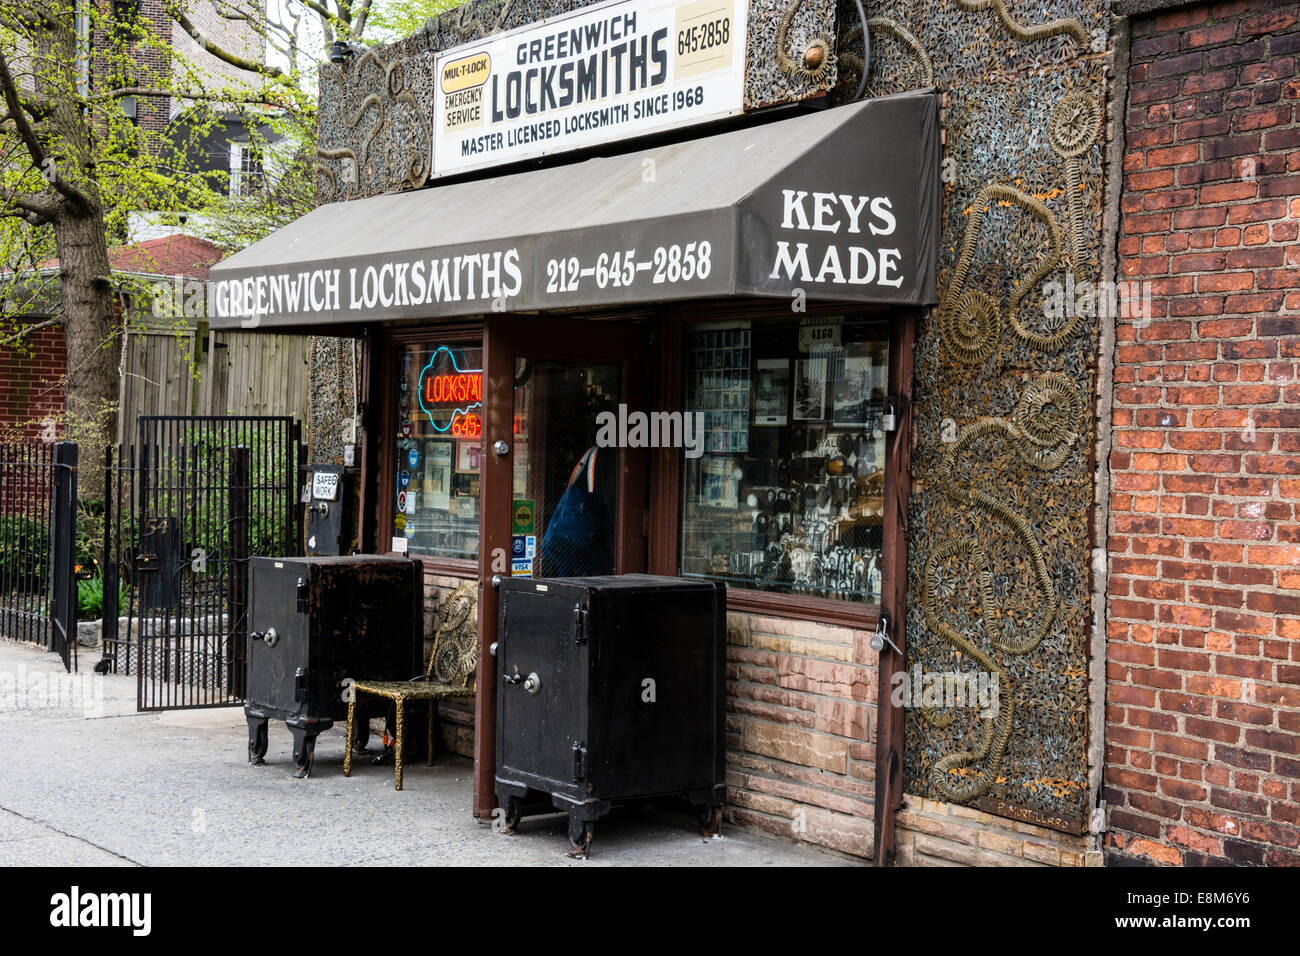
[117, 326, 309, 443]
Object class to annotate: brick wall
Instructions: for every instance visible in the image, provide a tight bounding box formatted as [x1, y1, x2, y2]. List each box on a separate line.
[91, 1, 266, 137]
[170, 0, 267, 111]
[1109, 0, 1300, 866]
[0, 327, 67, 441]
[92, 0, 174, 138]
[723, 612, 876, 858]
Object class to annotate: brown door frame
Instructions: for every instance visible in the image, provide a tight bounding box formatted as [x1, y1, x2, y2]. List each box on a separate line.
[873, 308, 916, 866]
[473, 312, 654, 818]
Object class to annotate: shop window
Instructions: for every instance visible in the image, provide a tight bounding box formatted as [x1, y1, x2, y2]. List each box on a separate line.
[679, 317, 889, 603]
[393, 341, 483, 560]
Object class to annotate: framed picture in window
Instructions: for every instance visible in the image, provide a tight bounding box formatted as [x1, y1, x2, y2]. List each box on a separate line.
[832, 355, 872, 427]
[793, 357, 827, 421]
[456, 441, 481, 474]
[699, 457, 739, 509]
[754, 358, 789, 426]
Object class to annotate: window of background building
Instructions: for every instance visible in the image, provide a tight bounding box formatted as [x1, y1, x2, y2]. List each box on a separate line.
[393, 341, 483, 561]
[679, 316, 889, 603]
[230, 143, 265, 197]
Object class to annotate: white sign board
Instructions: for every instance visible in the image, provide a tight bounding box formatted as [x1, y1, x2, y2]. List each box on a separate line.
[432, 0, 748, 178]
[311, 470, 340, 501]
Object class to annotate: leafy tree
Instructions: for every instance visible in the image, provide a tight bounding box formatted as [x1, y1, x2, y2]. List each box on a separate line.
[1, 0, 469, 489]
[365, 0, 465, 43]
[0, 1, 307, 490]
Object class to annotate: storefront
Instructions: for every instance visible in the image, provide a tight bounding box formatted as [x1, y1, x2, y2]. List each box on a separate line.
[209, 0, 940, 859]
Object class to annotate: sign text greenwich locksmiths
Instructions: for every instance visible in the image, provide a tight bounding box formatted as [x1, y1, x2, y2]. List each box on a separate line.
[432, 0, 748, 178]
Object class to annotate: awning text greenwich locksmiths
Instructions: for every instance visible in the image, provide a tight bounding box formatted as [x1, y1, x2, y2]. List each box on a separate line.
[207, 92, 940, 329]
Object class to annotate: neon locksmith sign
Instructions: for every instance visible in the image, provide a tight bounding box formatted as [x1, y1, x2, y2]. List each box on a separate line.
[418, 347, 483, 438]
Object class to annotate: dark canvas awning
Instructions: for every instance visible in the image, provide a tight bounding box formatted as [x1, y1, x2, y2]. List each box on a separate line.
[209, 91, 939, 329]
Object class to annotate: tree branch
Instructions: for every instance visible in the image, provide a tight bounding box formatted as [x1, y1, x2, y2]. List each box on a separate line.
[4, 192, 57, 222]
[169, 5, 285, 78]
[0, 317, 63, 348]
[0, 50, 88, 209]
[93, 86, 291, 108]
[353, 0, 373, 38]
[300, 0, 337, 27]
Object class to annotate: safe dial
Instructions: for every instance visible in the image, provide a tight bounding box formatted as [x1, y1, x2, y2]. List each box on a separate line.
[522, 672, 541, 695]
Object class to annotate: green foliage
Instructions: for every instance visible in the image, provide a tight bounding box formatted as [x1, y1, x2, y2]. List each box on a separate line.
[75, 497, 106, 576]
[76, 573, 129, 621]
[0, 515, 50, 592]
[366, 0, 470, 43]
[145, 423, 298, 562]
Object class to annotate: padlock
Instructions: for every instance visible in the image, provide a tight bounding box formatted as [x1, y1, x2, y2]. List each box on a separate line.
[882, 397, 897, 433]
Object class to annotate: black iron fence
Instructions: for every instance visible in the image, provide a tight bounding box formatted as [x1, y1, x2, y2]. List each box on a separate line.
[2, 419, 301, 698]
[101, 416, 303, 709]
[0, 441, 78, 671]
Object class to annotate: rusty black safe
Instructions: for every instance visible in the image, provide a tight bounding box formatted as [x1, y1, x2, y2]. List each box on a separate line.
[494, 574, 726, 856]
[245, 555, 423, 776]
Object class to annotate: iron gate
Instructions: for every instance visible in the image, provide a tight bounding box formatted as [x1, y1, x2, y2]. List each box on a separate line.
[0, 441, 78, 671]
[101, 417, 302, 709]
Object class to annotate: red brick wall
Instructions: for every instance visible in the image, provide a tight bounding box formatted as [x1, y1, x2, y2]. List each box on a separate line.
[0, 327, 67, 440]
[1108, 0, 1300, 866]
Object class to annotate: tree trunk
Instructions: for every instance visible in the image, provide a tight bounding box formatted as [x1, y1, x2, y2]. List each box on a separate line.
[53, 200, 117, 500]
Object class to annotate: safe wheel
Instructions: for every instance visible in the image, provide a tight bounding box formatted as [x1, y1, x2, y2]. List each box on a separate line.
[566, 818, 594, 859]
[503, 797, 522, 831]
[247, 717, 268, 765]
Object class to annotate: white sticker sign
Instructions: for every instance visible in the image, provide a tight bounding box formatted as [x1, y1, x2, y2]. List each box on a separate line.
[312, 470, 340, 501]
[432, 0, 747, 178]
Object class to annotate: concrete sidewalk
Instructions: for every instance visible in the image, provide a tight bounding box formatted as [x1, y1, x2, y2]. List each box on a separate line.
[0, 640, 853, 867]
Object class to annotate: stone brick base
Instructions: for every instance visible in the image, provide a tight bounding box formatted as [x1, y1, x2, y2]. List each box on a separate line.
[896, 794, 1102, 867]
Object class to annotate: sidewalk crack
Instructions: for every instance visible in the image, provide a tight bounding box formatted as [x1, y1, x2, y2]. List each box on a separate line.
[0, 806, 142, 865]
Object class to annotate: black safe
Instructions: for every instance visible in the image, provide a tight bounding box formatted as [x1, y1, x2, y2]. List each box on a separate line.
[304, 465, 348, 556]
[244, 555, 423, 776]
[494, 574, 726, 856]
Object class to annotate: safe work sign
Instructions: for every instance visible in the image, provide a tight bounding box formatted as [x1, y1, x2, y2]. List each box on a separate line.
[432, 0, 748, 178]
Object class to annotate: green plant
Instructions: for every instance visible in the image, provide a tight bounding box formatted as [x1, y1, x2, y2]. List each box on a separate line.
[76, 574, 128, 621]
[75, 497, 106, 577]
[151, 423, 297, 562]
[0, 515, 51, 591]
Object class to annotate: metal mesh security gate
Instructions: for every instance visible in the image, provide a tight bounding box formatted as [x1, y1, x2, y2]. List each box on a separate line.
[101, 417, 302, 710]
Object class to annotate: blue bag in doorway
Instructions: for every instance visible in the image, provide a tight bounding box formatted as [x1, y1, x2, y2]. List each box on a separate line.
[541, 446, 613, 576]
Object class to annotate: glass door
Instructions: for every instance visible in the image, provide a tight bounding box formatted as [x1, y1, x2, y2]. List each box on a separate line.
[510, 359, 622, 579]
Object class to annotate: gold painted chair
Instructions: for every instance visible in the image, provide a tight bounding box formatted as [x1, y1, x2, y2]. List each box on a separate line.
[344, 581, 477, 790]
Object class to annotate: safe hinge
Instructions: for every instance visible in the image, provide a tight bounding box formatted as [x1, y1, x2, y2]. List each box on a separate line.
[572, 740, 587, 782]
[573, 603, 588, 645]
